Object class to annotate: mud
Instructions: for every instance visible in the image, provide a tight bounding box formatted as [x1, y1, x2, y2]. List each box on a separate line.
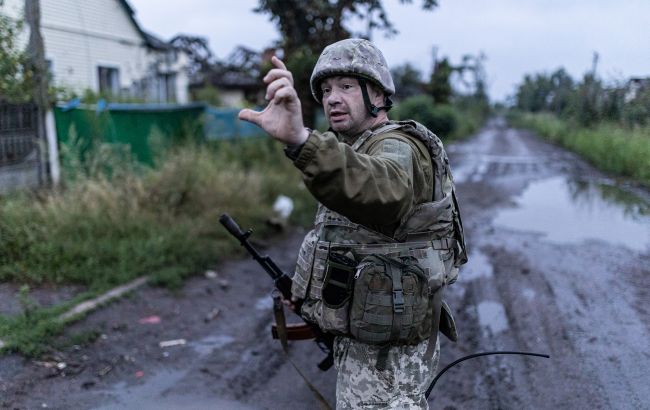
[1, 117, 649, 409]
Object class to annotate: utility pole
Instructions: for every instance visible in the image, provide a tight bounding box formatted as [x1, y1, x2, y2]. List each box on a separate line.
[590, 51, 599, 76]
[25, 0, 51, 185]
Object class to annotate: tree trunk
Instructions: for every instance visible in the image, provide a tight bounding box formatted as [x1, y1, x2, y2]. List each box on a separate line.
[25, 0, 50, 185]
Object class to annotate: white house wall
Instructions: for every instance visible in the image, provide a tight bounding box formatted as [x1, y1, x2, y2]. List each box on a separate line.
[41, 0, 149, 94]
[1, 0, 189, 103]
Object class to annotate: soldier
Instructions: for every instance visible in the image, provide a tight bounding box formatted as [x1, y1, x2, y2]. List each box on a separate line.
[239, 38, 466, 409]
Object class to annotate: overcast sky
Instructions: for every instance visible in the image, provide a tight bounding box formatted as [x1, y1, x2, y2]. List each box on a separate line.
[129, 0, 649, 102]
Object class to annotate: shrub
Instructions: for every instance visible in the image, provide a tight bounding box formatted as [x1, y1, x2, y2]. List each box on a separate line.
[0, 138, 316, 289]
[508, 111, 650, 186]
[393, 95, 458, 138]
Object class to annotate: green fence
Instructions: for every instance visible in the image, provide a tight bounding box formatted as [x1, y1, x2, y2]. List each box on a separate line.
[204, 106, 263, 140]
[54, 103, 266, 167]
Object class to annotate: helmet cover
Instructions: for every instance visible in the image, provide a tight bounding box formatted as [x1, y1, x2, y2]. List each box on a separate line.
[310, 38, 395, 102]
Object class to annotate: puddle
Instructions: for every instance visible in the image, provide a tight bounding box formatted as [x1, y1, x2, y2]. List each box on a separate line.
[459, 250, 494, 281]
[189, 334, 235, 356]
[477, 300, 510, 334]
[494, 177, 650, 251]
[96, 396, 259, 410]
[93, 370, 186, 409]
[93, 369, 257, 410]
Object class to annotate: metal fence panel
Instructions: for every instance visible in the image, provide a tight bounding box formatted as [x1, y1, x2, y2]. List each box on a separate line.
[0, 103, 38, 166]
[204, 107, 264, 140]
[54, 103, 207, 165]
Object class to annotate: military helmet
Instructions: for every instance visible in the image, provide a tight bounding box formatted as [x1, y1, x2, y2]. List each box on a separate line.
[310, 38, 395, 102]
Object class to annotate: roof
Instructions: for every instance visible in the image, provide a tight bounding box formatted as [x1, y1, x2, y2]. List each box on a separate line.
[118, 0, 172, 50]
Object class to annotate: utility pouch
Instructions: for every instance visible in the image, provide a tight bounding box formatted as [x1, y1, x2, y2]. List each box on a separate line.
[319, 252, 357, 334]
[322, 252, 357, 307]
[349, 254, 431, 345]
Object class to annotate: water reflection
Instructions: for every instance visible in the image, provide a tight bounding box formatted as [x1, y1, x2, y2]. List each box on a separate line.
[493, 177, 650, 251]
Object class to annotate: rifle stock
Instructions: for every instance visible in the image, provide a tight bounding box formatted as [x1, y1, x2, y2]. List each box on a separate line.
[219, 213, 334, 371]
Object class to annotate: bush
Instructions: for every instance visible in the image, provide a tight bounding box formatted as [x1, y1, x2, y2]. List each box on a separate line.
[508, 111, 650, 186]
[0, 138, 316, 289]
[393, 95, 459, 138]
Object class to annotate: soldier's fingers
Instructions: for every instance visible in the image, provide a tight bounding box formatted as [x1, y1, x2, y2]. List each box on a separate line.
[266, 77, 292, 101]
[272, 86, 297, 104]
[271, 55, 287, 71]
[238, 108, 262, 125]
[263, 68, 294, 86]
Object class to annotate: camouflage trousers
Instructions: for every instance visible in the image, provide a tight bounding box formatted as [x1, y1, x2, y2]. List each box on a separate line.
[333, 336, 440, 409]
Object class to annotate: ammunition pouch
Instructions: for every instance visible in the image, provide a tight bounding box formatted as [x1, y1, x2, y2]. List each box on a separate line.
[296, 240, 457, 347]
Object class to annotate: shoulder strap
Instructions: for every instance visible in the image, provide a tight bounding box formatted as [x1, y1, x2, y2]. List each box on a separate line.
[351, 122, 403, 151]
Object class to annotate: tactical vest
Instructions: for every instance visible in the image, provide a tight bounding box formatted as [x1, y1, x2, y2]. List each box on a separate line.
[291, 120, 467, 350]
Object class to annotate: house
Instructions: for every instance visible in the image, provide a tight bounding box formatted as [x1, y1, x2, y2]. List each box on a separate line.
[190, 46, 276, 108]
[0, 0, 189, 103]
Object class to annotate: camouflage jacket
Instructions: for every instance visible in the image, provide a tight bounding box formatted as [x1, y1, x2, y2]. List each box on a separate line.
[289, 121, 466, 336]
[292, 122, 433, 238]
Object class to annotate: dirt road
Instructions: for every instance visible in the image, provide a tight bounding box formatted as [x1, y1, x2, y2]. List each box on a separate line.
[2, 118, 649, 409]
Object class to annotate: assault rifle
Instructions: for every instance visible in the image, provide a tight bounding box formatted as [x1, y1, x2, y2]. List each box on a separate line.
[219, 213, 335, 371]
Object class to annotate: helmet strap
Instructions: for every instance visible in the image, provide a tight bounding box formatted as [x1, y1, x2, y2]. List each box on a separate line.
[358, 78, 392, 117]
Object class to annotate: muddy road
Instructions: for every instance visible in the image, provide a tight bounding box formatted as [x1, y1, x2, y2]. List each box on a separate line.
[2, 118, 649, 409]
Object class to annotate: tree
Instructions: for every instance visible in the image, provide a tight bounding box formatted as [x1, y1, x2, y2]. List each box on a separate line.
[0, 1, 34, 102]
[170, 35, 216, 80]
[391, 63, 424, 102]
[25, 0, 48, 108]
[254, 0, 439, 126]
[548, 68, 574, 115]
[25, 0, 51, 185]
[427, 57, 453, 104]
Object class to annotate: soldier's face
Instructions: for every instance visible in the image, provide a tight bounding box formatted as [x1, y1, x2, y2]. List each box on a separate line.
[321, 76, 382, 136]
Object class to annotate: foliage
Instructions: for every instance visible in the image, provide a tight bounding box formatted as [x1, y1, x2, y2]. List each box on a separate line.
[509, 112, 650, 186]
[393, 95, 456, 137]
[170, 35, 215, 79]
[390, 52, 490, 140]
[393, 94, 486, 141]
[173, 33, 265, 107]
[0, 135, 318, 355]
[255, 0, 438, 53]
[513, 67, 650, 128]
[191, 84, 222, 106]
[0, 138, 316, 288]
[427, 53, 488, 105]
[0, 4, 34, 102]
[254, 0, 439, 126]
[428, 58, 454, 104]
[391, 63, 424, 102]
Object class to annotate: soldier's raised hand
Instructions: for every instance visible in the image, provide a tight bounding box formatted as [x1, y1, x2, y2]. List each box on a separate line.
[238, 56, 309, 145]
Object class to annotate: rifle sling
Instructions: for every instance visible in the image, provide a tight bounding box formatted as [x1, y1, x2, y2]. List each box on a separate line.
[272, 294, 333, 410]
[272, 323, 316, 340]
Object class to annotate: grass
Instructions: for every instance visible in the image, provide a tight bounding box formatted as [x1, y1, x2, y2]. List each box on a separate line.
[0, 108, 487, 356]
[0, 137, 316, 355]
[508, 111, 650, 187]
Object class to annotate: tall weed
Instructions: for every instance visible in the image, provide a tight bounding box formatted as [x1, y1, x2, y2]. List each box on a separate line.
[0, 138, 315, 289]
[509, 112, 650, 186]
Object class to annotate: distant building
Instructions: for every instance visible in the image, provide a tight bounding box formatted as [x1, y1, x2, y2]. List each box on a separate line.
[1, 0, 190, 103]
[625, 77, 650, 103]
[190, 46, 278, 108]
[195, 70, 260, 107]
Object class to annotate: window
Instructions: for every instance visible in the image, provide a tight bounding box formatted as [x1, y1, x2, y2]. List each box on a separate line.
[155, 73, 176, 102]
[98, 66, 120, 95]
[164, 73, 176, 102]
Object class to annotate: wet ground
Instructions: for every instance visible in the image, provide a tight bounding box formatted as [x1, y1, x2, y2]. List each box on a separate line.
[1, 118, 649, 409]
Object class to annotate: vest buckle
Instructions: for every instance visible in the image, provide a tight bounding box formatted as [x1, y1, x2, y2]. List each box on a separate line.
[393, 290, 405, 313]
